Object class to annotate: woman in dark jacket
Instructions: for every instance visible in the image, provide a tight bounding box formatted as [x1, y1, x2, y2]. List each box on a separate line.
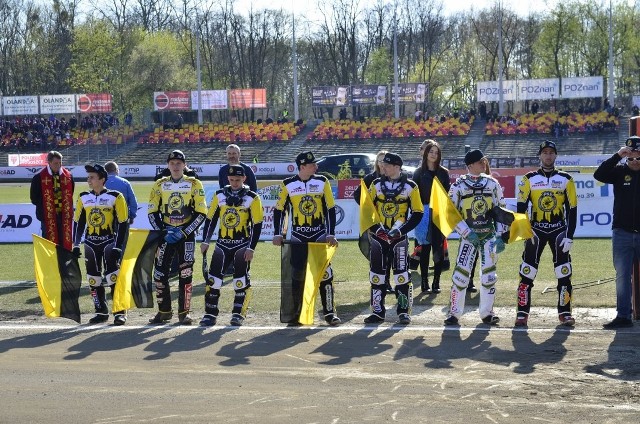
[412, 139, 450, 293]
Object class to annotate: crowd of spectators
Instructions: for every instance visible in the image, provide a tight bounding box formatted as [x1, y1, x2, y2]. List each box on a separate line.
[483, 111, 618, 136]
[306, 114, 474, 141]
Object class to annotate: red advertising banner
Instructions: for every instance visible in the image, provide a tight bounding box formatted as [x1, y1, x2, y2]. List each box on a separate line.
[76, 93, 112, 113]
[229, 89, 267, 109]
[337, 179, 361, 199]
[8, 153, 48, 167]
[154, 91, 191, 111]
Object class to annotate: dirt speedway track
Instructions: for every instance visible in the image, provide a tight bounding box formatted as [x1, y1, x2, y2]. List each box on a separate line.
[0, 308, 639, 424]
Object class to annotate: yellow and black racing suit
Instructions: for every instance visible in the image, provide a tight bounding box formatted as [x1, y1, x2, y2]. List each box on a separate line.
[201, 185, 263, 322]
[148, 175, 207, 318]
[516, 168, 577, 320]
[273, 174, 337, 323]
[73, 189, 129, 317]
[367, 174, 424, 320]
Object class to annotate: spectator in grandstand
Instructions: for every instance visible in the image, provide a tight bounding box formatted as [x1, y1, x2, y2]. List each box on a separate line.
[364, 152, 423, 325]
[412, 140, 450, 294]
[445, 149, 512, 326]
[73, 164, 129, 325]
[148, 150, 207, 325]
[353, 150, 394, 294]
[199, 165, 263, 327]
[104, 161, 138, 225]
[29, 150, 75, 251]
[218, 144, 257, 192]
[632, 105, 639, 117]
[594, 136, 640, 329]
[514, 141, 578, 327]
[272, 151, 341, 326]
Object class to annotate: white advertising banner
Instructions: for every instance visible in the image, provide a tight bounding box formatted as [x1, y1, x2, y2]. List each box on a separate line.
[518, 78, 559, 101]
[477, 80, 517, 102]
[561, 76, 603, 99]
[191, 90, 228, 110]
[39, 94, 76, 114]
[2, 96, 39, 116]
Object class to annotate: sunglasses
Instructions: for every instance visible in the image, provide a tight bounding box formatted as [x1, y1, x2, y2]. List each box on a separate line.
[627, 157, 640, 162]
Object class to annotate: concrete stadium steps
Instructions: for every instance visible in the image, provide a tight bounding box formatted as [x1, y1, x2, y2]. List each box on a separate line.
[480, 132, 620, 157]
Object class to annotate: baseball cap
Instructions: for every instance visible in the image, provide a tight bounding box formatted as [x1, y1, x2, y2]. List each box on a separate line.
[464, 149, 486, 166]
[85, 163, 108, 179]
[382, 152, 403, 167]
[296, 151, 317, 167]
[625, 136, 640, 151]
[228, 165, 245, 177]
[167, 149, 186, 162]
[538, 140, 557, 155]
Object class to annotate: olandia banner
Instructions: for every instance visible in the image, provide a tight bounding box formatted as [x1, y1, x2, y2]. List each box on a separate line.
[39, 94, 76, 114]
[2, 96, 39, 116]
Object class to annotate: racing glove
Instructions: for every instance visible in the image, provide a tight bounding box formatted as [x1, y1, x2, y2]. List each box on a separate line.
[72, 246, 82, 258]
[494, 238, 506, 254]
[165, 227, 185, 244]
[559, 238, 573, 253]
[111, 247, 123, 264]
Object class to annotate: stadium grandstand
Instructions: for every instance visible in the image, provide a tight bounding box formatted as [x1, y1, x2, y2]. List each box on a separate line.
[0, 111, 628, 168]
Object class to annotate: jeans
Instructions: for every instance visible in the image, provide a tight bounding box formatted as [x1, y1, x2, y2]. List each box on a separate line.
[612, 228, 640, 319]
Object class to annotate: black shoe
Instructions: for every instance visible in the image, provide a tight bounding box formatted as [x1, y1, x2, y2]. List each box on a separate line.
[482, 314, 500, 325]
[603, 317, 634, 329]
[421, 278, 431, 293]
[178, 313, 193, 325]
[199, 314, 217, 327]
[364, 314, 385, 324]
[89, 313, 109, 324]
[396, 313, 411, 325]
[113, 312, 127, 326]
[149, 311, 173, 324]
[432, 277, 441, 293]
[230, 314, 244, 326]
[444, 316, 459, 326]
[468, 286, 478, 293]
[324, 313, 341, 326]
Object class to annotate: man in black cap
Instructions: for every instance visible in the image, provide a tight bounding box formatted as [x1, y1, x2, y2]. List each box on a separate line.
[199, 165, 263, 327]
[514, 140, 578, 327]
[148, 149, 208, 325]
[364, 152, 424, 325]
[73, 164, 130, 324]
[445, 149, 513, 326]
[594, 136, 640, 329]
[273, 151, 341, 326]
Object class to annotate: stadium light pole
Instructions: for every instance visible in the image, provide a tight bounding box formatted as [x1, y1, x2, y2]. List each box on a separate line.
[393, 4, 399, 119]
[292, 12, 299, 122]
[196, 17, 203, 126]
[497, 0, 504, 116]
[608, 0, 614, 109]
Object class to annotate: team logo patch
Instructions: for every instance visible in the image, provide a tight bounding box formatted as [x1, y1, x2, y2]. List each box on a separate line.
[522, 266, 531, 275]
[372, 275, 380, 284]
[89, 207, 106, 228]
[223, 209, 240, 229]
[168, 192, 184, 212]
[398, 275, 405, 284]
[561, 266, 569, 275]
[235, 280, 243, 288]
[625, 175, 632, 182]
[381, 201, 399, 218]
[538, 191, 557, 212]
[299, 195, 317, 216]
[89, 278, 96, 286]
[110, 274, 117, 282]
[322, 271, 329, 280]
[471, 196, 488, 216]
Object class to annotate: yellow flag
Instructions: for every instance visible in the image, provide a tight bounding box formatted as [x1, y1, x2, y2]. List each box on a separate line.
[429, 178, 463, 237]
[359, 180, 381, 235]
[113, 229, 162, 312]
[508, 212, 533, 243]
[299, 242, 338, 325]
[33, 234, 82, 323]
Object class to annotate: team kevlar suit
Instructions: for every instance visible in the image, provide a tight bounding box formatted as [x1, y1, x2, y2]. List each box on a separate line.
[148, 175, 207, 320]
[516, 168, 577, 320]
[448, 173, 513, 320]
[367, 174, 424, 320]
[273, 174, 337, 323]
[201, 185, 264, 322]
[73, 189, 129, 317]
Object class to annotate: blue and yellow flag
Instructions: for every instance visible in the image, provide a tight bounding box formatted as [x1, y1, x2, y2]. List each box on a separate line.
[429, 178, 463, 237]
[33, 234, 82, 323]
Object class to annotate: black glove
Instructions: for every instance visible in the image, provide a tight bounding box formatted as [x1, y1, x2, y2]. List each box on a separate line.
[111, 247, 123, 264]
[72, 246, 82, 258]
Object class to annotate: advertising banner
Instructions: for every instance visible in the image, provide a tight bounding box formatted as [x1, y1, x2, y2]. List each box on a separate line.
[351, 85, 386, 105]
[561, 76, 603, 99]
[153, 91, 191, 111]
[7, 154, 48, 167]
[39, 94, 76, 114]
[2, 96, 39, 116]
[229, 88, 267, 109]
[518, 78, 559, 101]
[477, 80, 517, 102]
[311, 86, 350, 107]
[76, 93, 112, 113]
[191, 90, 228, 110]
[390, 83, 428, 103]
